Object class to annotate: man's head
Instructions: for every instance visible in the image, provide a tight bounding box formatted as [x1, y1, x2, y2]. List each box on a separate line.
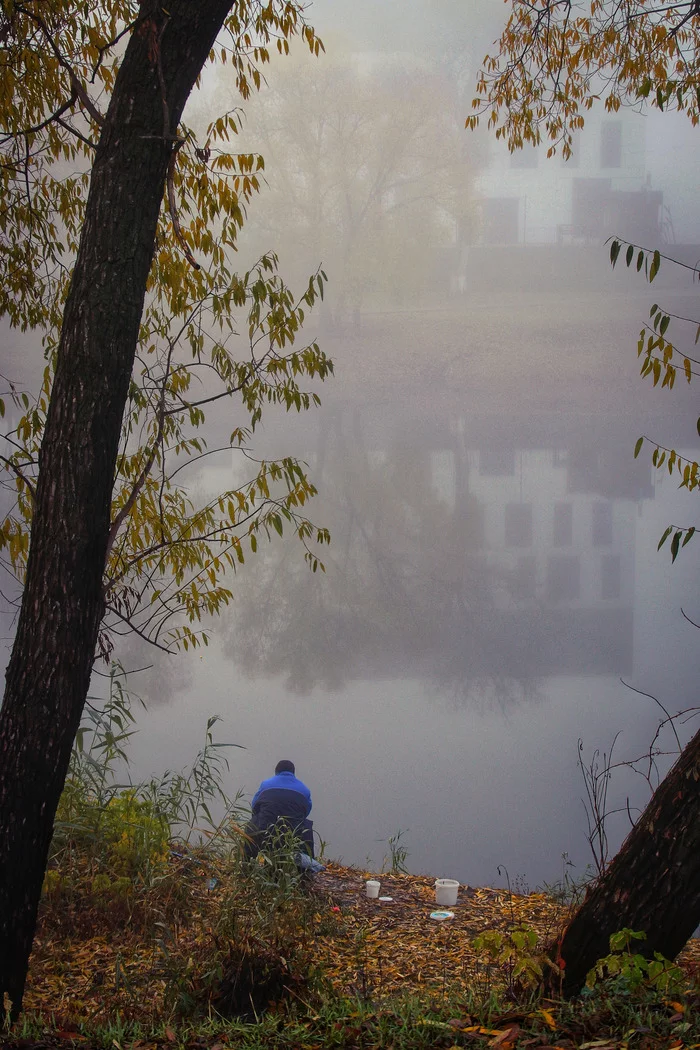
[275, 759, 295, 775]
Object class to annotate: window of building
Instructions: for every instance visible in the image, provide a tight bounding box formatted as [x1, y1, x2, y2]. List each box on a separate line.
[511, 555, 537, 600]
[482, 198, 519, 245]
[600, 122, 622, 168]
[592, 501, 613, 546]
[479, 447, 515, 476]
[505, 503, 533, 547]
[511, 144, 539, 169]
[553, 503, 573, 547]
[547, 556, 580, 601]
[601, 554, 621, 600]
[572, 178, 612, 240]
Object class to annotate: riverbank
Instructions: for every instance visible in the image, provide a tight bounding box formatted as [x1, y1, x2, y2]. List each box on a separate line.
[5, 859, 700, 1050]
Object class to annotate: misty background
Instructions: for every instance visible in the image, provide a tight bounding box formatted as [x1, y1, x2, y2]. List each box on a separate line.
[3, 0, 700, 888]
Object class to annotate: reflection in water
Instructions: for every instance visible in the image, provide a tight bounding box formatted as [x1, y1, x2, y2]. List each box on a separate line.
[433, 443, 643, 679]
[223, 425, 652, 698]
[119, 421, 700, 889]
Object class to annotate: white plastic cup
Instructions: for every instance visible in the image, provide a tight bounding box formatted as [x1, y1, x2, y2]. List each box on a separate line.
[366, 879, 381, 898]
[435, 878, 459, 907]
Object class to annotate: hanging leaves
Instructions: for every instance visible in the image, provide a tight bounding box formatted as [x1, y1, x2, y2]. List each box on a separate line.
[469, 0, 700, 156]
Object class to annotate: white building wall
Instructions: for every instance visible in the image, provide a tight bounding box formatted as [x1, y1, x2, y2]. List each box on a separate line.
[474, 110, 648, 245]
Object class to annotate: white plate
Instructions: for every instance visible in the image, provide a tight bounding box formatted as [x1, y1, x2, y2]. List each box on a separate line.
[429, 910, 454, 920]
[378, 895, 394, 901]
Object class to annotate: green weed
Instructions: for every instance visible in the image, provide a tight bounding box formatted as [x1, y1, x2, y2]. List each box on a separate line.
[586, 927, 685, 995]
[472, 925, 560, 998]
[380, 828, 410, 875]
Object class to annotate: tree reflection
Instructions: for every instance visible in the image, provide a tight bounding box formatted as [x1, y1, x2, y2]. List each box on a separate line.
[222, 412, 543, 705]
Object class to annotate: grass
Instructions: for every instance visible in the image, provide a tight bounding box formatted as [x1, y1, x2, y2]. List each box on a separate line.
[7, 980, 700, 1050]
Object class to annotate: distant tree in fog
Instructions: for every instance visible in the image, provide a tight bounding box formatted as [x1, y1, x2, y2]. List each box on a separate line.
[214, 49, 476, 322]
[472, 0, 700, 997]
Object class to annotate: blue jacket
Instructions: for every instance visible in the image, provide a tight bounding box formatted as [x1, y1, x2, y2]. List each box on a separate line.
[251, 771, 312, 831]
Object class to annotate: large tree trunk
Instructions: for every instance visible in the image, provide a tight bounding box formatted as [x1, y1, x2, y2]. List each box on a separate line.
[0, 0, 234, 1018]
[555, 724, 700, 996]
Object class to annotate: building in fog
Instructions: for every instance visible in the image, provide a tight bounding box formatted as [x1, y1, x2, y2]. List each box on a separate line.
[472, 109, 664, 247]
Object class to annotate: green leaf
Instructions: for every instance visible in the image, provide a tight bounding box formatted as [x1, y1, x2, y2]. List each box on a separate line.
[634, 436, 644, 458]
[610, 239, 621, 267]
[625, 244, 634, 266]
[658, 526, 672, 550]
[671, 531, 681, 562]
[682, 527, 695, 547]
[649, 249, 661, 282]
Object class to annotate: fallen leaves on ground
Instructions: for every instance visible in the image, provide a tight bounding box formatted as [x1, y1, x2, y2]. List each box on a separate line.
[312, 864, 565, 998]
[20, 862, 566, 1021]
[9, 861, 700, 1050]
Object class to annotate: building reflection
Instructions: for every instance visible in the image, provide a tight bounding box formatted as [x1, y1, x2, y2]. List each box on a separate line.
[428, 436, 655, 678]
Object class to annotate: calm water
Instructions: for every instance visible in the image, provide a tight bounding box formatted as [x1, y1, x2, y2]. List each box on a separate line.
[124, 430, 700, 890]
[4, 259, 700, 893]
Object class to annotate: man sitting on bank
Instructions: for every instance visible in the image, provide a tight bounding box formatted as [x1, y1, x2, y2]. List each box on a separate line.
[244, 759, 315, 861]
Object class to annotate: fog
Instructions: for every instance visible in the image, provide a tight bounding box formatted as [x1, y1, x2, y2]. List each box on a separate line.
[3, 0, 700, 890]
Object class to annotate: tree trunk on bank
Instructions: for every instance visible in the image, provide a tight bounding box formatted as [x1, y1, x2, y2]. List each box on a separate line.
[554, 724, 700, 996]
[0, 0, 234, 1018]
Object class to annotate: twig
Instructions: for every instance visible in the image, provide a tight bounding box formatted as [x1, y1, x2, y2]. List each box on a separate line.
[620, 676, 683, 754]
[166, 139, 200, 270]
[0, 453, 36, 502]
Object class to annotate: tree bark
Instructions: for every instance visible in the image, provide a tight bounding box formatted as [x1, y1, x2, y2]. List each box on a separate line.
[554, 724, 700, 996]
[0, 0, 234, 1018]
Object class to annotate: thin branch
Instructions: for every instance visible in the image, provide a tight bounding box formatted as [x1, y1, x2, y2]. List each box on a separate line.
[21, 7, 105, 127]
[0, 92, 76, 148]
[105, 337, 176, 558]
[54, 115, 97, 151]
[103, 603, 177, 654]
[89, 16, 142, 84]
[620, 676, 683, 752]
[166, 139, 200, 270]
[0, 454, 36, 502]
[681, 606, 700, 631]
[609, 235, 700, 276]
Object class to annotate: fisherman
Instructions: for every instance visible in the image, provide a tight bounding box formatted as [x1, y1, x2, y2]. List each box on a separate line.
[244, 759, 315, 861]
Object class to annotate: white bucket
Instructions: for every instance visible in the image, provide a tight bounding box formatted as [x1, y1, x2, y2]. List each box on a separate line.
[435, 879, 459, 907]
[366, 880, 381, 898]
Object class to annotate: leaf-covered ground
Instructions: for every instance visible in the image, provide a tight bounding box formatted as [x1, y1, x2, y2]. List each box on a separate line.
[312, 865, 566, 997]
[5, 861, 700, 1050]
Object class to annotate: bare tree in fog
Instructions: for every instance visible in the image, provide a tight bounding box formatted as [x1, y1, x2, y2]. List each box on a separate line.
[215, 49, 476, 323]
